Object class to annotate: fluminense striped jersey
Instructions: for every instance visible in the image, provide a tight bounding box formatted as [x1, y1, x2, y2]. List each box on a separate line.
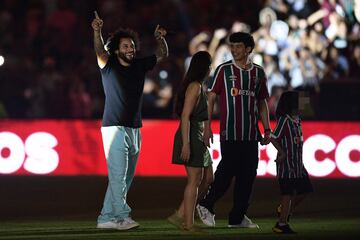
[208, 60, 269, 141]
[272, 115, 309, 179]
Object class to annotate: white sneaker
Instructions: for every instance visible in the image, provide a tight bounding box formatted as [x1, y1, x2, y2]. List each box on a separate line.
[97, 217, 140, 231]
[228, 215, 259, 228]
[97, 220, 118, 229]
[117, 217, 140, 230]
[196, 204, 215, 227]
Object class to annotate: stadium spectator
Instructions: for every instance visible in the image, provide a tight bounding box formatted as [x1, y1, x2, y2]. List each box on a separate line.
[0, 0, 359, 120]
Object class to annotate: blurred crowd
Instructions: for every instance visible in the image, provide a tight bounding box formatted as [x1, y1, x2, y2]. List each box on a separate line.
[0, 0, 359, 120]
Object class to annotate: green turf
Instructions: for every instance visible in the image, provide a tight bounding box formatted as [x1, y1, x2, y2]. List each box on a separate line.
[0, 217, 359, 240]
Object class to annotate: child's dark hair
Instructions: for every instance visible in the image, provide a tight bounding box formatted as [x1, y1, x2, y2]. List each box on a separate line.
[105, 28, 140, 55]
[275, 91, 299, 119]
[228, 32, 255, 53]
[174, 51, 212, 117]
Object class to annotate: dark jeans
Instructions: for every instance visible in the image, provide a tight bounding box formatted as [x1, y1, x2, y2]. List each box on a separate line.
[199, 141, 258, 225]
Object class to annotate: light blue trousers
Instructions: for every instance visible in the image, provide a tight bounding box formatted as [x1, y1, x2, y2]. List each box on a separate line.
[97, 126, 141, 223]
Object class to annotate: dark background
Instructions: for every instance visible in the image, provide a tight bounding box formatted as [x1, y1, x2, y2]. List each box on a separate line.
[1, 177, 359, 221]
[0, 0, 359, 120]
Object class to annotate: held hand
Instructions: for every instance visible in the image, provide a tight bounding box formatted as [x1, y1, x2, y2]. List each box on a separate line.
[275, 151, 286, 163]
[261, 130, 272, 145]
[92, 11, 103, 31]
[154, 24, 167, 39]
[180, 143, 191, 162]
[203, 127, 213, 147]
[260, 136, 271, 145]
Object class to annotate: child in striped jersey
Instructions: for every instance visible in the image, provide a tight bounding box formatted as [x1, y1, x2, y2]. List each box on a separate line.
[269, 91, 313, 234]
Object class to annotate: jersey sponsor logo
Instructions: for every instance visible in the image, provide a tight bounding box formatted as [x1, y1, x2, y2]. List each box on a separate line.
[230, 87, 255, 97]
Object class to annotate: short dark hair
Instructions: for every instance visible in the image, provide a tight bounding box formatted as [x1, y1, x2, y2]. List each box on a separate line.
[275, 91, 299, 119]
[228, 32, 255, 53]
[105, 28, 140, 55]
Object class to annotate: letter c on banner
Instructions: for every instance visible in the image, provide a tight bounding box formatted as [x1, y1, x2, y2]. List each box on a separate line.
[336, 135, 360, 177]
[303, 134, 336, 177]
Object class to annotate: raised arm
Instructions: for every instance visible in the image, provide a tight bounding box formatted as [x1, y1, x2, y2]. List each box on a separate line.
[91, 11, 109, 68]
[154, 24, 169, 62]
[208, 28, 227, 58]
[189, 31, 210, 55]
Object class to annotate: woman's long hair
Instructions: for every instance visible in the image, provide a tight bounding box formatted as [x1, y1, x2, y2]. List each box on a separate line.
[174, 51, 211, 117]
[275, 91, 299, 119]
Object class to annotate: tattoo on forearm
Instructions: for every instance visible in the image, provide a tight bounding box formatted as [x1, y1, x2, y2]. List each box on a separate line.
[156, 37, 169, 61]
[94, 32, 106, 55]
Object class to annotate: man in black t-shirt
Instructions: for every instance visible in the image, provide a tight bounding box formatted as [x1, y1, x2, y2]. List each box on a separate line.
[91, 11, 168, 230]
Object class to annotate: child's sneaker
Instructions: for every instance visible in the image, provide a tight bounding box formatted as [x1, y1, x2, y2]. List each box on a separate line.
[272, 222, 296, 234]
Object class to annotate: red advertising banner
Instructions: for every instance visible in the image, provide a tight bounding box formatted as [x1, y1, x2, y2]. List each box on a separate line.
[0, 120, 359, 178]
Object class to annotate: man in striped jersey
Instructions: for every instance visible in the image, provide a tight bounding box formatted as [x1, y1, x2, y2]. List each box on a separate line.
[197, 32, 271, 228]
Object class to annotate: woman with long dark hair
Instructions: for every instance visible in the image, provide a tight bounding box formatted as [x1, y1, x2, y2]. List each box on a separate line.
[167, 51, 212, 232]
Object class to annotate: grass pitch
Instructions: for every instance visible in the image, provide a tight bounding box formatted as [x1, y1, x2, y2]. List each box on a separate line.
[0, 217, 359, 240]
[1, 177, 360, 239]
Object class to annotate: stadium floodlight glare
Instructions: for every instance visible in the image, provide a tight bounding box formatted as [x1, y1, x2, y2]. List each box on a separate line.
[0, 56, 4, 66]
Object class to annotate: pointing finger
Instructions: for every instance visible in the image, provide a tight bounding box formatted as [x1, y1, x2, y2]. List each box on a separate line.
[94, 11, 100, 19]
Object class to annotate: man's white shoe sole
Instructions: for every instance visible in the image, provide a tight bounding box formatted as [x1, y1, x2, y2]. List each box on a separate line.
[117, 223, 140, 230]
[97, 222, 140, 230]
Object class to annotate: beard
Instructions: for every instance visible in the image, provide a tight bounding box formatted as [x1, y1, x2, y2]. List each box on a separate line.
[117, 51, 135, 64]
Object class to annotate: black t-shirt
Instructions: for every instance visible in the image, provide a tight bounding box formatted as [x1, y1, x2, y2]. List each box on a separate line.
[100, 54, 156, 127]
